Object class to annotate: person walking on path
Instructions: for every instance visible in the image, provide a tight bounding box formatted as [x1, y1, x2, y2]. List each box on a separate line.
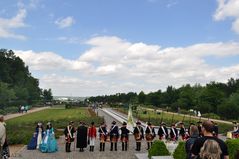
[88, 122, 97, 152]
[109, 121, 119, 151]
[133, 121, 144, 151]
[120, 122, 130, 151]
[77, 122, 87, 152]
[191, 120, 229, 159]
[98, 122, 107, 151]
[64, 121, 76, 152]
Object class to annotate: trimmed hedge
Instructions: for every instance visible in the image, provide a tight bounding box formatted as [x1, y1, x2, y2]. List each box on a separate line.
[148, 140, 170, 158]
[173, 142, 186, 159]
[225, 139, 239, 159]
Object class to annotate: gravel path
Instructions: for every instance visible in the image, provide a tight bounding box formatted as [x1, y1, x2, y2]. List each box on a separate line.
[11, 109, 149, 159]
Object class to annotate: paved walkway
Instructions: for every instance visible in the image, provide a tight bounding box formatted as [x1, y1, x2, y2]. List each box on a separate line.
[11, 109, 149, 159]
[4, 107, 50, 121]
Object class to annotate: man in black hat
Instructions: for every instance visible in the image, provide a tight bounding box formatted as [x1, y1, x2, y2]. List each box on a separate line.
[169, 123, 178, 141]
[133, 121, 144, 151]
[120, 122, 130, 151]
[145, 122, 155, 150]
[179, 122, 186, 140]
[109, 121, 119, 151]
[64, 121, 76, 152]
[158, 122, 168, 140]
[98, 122, 107, 151]
[197, 121, 203, 137]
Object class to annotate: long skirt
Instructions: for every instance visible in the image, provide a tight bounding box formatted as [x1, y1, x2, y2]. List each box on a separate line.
[39, 134, 58, 153]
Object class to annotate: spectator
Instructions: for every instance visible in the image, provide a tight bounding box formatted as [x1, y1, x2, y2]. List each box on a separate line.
[185, 125, 199, 159]
[199, 139, 222, 159]
[191, 121, 229, 159]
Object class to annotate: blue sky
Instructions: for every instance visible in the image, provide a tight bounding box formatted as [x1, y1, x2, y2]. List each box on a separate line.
[1, 0, 239, 96]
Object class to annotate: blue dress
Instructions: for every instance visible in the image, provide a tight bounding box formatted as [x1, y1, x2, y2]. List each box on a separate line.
[27, 127, 44, 150]
[39, 128, 58, 153]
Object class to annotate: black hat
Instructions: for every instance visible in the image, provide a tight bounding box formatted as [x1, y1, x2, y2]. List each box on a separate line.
[190, 122, 195, 125]
[197, 121, 202, 124]
[179, 122, 184, 125]
[112, 121, 116, 125]
[136, 121, 141, 125]
[147, 122, 152, 126]
[233, 121, 237, 124]
[161, 122, 166, 125]
[122, 122, 127, 125]
[171, 123, 175, 126]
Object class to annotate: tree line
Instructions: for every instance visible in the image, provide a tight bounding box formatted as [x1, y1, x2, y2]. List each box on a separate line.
[0, 49, 53, 109]
[88, 78, 239, 120]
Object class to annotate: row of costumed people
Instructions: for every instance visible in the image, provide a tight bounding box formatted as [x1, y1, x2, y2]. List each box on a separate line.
[27, 122, 58, 153]
[64, 120, 191, 152]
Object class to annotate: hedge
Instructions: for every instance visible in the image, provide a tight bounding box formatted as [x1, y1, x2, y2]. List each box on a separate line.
[173, 142, 186, 159]
[225, 139, 239, 159]
[148, 140, 170, 158]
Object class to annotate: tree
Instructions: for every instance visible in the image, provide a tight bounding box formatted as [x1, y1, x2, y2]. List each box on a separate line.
[42, 89, 53, 102]
[0, 82, 16, 108]
[138, 91, 146, 104]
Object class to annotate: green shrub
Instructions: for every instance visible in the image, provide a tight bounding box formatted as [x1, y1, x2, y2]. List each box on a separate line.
[226, 139, 239, 159]
[148, 140, 170, 158]
[173, 142, 186, 159]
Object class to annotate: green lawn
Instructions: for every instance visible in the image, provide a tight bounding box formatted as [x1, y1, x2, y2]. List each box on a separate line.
[116, 107, 232, 134]
[6, 107, 104, 145]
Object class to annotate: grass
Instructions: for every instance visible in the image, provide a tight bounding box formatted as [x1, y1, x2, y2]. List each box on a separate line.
[6, 107, 104, 145]
[116, 107, 232, 134]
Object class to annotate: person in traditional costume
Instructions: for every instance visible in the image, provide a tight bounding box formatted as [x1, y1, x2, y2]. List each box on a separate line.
[197, 121, 203, 137]
[145, 122, 155, 150]
[88, 122, 97, 152]
[27, 123, 44, 150]
[157, 122, 168, 140]
[76, 121, 88, 152]
[179, 122, 187, 141]
[133, 121, 144, 151]
[98, 122, 107, 151]
[169, 123, 178, 141]
[212, 121, 218, 138]
[0, 115, 9, 159]
[39, 122, 58, 153]
[64, 121, 76, 152]
[109, 121, 119, 151]
[120, 122, 130, 151]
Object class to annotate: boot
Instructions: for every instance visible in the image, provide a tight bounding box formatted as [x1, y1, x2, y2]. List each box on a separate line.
[103, 143, 105, 151]
[65, 143, 68, 152]
[92, 146, 94, 152]
[125, 143, 128, 151]
[68, 143, 71, 152]
[110, 143, 113, 151]
[100, 143, 102, 151]
[89, 146, 92, 152]
[135, 142, 138, 151]
[122, 142, 124, 151]
[147, 142, 150, 150]
[115, 143, 117, 151]
[138, 142, 141, 151]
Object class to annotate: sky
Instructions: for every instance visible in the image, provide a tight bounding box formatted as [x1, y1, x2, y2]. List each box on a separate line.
[1, 0, 239, 96]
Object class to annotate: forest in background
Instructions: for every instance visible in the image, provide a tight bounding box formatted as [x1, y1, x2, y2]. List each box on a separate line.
[89, 78, 239, 120]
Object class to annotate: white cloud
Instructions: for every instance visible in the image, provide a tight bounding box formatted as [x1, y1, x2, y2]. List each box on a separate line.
[214, 0, 239, 34]
[55, 16, 75, 28]
[14, 50, 92, 71]
[57, 36, 81, 44]
[0, 9, 27, 40]
[15, 36, 239, 96]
